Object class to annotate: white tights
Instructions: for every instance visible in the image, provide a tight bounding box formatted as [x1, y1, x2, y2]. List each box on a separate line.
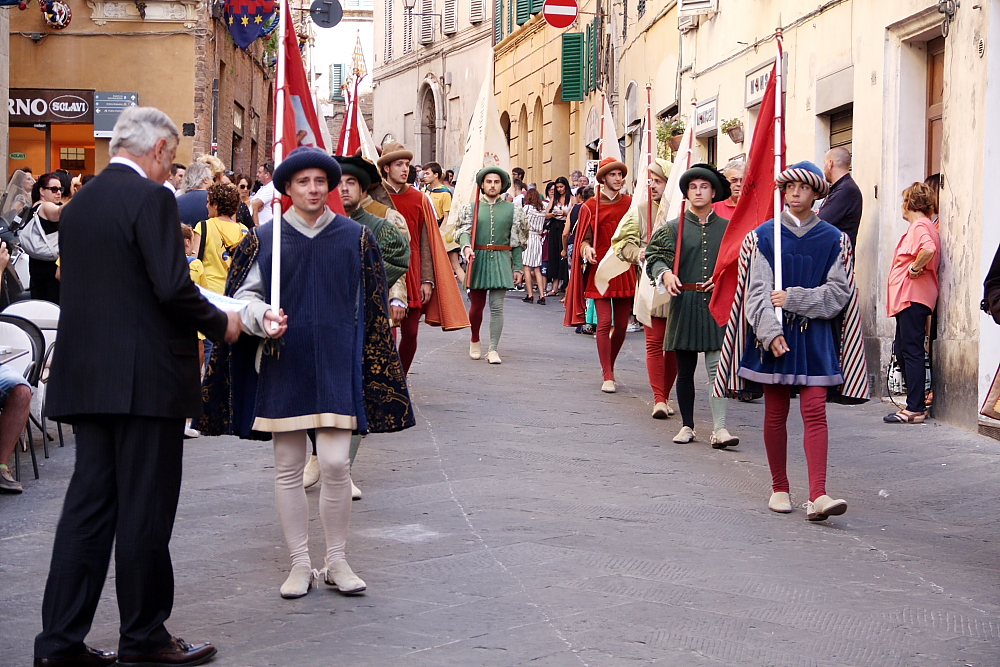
[272, 428, 352, 568]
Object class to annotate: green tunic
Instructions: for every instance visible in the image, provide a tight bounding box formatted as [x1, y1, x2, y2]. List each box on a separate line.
[456, 199, 527, 290]
[350, 206, 411, 287]
[645, 209, 729, 351]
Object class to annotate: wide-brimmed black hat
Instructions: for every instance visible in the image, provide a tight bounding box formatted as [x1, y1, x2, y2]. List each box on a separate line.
[272, 147, 342, 195]
[476, 166, 511, 193]
[335, 155, 381, 191]
[679, 163, 731, 203]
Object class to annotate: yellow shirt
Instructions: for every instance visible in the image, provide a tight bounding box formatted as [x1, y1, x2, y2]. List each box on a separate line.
[427, 188, 452, 223]
[187, 256, 207, 287]
[198, 217, 248, 294]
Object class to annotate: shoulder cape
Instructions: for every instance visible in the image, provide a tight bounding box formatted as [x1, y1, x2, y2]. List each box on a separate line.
[712, 230, 870, 403]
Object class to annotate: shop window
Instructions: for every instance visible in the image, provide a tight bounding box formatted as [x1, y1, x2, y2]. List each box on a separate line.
[233, 104, 244, 133]
[704, 135, 717, 167]
[60, 147, 86, 171]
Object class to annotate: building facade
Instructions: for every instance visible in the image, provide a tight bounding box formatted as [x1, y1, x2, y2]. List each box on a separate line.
[372, 0, 493, 169]
[8, 0, 273, 179]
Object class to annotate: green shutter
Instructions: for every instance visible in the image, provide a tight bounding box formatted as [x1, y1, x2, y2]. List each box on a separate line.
[561, 32, 585, 102]
[494, 0, 502, 42]
[507, 0, 513, 33]
[530, 0, 543, 13]
[516, 0, 530, 24]
[588, 18, 598, 92]
[584, 22, 593, 92]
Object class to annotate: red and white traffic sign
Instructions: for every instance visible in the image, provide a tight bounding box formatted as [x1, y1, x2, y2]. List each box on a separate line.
[543, 0, 578, 29]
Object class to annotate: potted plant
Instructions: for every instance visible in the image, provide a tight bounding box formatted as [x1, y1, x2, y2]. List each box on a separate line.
[721, 118, 744, 144]
[657, 117, 686, 158]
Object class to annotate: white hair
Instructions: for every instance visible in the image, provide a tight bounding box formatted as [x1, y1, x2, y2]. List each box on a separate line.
[179, 162, 213, 194]
[108, 106, 179, 158]
[722, 160, 746, 177]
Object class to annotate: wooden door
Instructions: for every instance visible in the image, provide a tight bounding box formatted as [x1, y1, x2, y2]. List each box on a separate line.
[926, 36, 945, 178]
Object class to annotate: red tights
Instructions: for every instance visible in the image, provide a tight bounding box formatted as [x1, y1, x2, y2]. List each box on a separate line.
[763, 384, 828, 502]
[644, 317, 678, 403]
[398, 306, 423, 374]
[468, 289, 487, 343]
[594, 298, 632, 381]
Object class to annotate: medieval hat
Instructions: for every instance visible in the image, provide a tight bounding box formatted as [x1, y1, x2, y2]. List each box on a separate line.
[335, 155, 381, 191]
[272, 146, 342, 195]
[377, 141, 413, 170]
[679, 163, 731, 203]
[596, 156, 628, 181]
[775, 160, 830, 197]
[647, 158, 672, 182]
[475, 166, 511, 193]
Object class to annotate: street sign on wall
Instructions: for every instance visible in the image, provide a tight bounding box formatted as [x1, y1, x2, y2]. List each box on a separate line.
[94, 92, 139, 138]
[543, 0, 577, 29]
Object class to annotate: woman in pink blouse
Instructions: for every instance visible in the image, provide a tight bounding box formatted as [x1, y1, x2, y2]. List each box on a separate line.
[885, 182, 941, 423]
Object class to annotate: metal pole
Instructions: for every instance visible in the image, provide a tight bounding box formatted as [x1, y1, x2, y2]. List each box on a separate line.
[270, 0, 290, 331]
[645, 83, 652, 243]
[773, 29, 784, 320]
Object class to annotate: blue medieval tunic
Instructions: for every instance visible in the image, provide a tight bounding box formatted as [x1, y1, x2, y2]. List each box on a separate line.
[737, 213, 851, 386]
[196, 208, 415, 438]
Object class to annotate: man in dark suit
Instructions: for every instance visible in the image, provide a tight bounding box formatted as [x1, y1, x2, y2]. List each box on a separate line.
[819, 146, 864, 248]
[33, 107, 241, 667]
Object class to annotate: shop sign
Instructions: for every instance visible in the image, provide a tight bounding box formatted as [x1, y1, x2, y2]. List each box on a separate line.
[9, 153, 27, 160]
[745, 55, 788, 108]
[9, 89, 94, 124]
[694, 97, 717, 137]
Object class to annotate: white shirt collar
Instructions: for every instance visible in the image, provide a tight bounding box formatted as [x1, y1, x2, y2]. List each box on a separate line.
[109, 156, 148, 179]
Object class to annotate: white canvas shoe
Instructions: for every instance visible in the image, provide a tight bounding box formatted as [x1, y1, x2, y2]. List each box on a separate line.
[351, 478, 362, 500]
[486, 350, 502, 364]
[768, 492, 792, 513]
[322, 560, 366, 594]
[807, 495, 848, 521]
[652, 402, 670, 419]
[710, 428, 740, 449]
[672, 426, 696, 443]
[469, 341, 482, 360]
[665, 400, 675, 416]
[303, 454, 320, 489]
[279, 563, 315, 599]
[601, 380, 616, 393]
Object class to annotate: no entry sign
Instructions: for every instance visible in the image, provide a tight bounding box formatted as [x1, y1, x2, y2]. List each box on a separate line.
[543, 0, 578, 29]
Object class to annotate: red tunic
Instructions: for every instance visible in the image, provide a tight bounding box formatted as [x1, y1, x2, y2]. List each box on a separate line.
[582, 193, 635, 299]
[388, 185, 432, 309]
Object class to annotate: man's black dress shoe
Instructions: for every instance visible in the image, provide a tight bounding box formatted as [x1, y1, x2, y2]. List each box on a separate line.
[33, 645, 117, 667]
[116, 637, 217, 667]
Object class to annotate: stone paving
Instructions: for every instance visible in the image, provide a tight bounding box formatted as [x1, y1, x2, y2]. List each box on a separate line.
[2, 292, 999, 666]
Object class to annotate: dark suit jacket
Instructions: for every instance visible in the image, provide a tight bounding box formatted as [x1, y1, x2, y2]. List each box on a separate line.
[47, 163, 229, 422]
[818, 173, 863, 248]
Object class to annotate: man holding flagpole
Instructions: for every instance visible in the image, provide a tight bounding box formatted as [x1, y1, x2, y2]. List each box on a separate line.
[646, 164, 739, 449]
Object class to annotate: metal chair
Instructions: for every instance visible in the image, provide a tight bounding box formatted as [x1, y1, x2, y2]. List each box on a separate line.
[2, 301, 63, 448]
[0, 314, 52, 458]
[0, 322, 38, 480]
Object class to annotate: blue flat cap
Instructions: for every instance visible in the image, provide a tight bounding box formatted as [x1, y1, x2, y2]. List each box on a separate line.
[272, 146, 342, 195]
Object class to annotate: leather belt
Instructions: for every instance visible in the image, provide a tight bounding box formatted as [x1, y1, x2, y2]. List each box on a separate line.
[474, 244, 512, 251]
[679, 283, 703, 291]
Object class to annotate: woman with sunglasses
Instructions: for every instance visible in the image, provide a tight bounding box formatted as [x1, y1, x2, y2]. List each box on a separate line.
[26, 173, 64, 303]
[234, 173, 255, 228]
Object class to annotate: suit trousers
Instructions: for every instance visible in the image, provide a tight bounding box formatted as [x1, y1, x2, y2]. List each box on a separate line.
[35, 415, 185, 659]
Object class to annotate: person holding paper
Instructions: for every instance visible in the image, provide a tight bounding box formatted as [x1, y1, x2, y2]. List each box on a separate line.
[216, 146, 414, 600]
[612, 158, 678, 419]
[645, 164, 738, 449]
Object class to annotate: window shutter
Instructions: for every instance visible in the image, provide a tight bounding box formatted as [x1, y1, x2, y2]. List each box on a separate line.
[561, 32, 585, 102]
[403, 6, 414, 52]
[419, 0, 434, 43]
[516, 0, 529, 25]
[384, 0, 393, 62]
[530, 0, 542, 13]
[637, 0, 645, 18]
[494, 0, 502, 43]
[469, 0, 484, 22]
[588, 18, 598, 92]
[331, 64, 345, 100]
[584, 22, 593, 91]
[678, 0, 717, 16]
[506, 0, 512, 33]
[443, 0, 457, 33]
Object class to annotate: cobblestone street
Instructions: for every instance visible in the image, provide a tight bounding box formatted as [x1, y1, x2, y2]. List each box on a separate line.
[2, 293, 999, 667]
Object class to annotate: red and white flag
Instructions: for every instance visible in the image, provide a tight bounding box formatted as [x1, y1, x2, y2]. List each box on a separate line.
[709, 65, 782, 326]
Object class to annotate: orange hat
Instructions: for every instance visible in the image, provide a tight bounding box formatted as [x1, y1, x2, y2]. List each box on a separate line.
[596, 156, 628, 181]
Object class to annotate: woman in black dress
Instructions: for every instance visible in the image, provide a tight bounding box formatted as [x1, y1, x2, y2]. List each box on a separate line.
[26, 173, 63, 304]
[545, 176, 572, 295]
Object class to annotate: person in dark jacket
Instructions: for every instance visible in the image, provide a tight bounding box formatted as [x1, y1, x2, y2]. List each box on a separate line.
[818, 147, 863, 248]
[34, 107, 241, 667]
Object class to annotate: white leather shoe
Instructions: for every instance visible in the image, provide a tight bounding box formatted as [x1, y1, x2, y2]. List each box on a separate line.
[710, 428, 740, 449]
[651, 402, 670, 419]
[351, 478, 362, 500]
[303, 454, 320, 489]
[279, 563, 315, 599]
[672, 426, 695, 443]
[322, 560, 366, 594]
[601, 380, 616, 393]
[486, 350, 502, 364]
[768, 492, 792, 513]
[807, 494, 847, 521]
[469, 341, 482, 360]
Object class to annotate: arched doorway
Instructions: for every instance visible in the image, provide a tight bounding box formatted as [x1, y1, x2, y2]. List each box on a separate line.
[531, 97, 544, 183]
[516, 104, 528, 178]
[499, 111, 511, 149]
[418, 86, 437, 164]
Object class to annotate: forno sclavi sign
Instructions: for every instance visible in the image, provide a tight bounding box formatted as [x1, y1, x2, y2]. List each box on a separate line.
[8, 89, 95, 124]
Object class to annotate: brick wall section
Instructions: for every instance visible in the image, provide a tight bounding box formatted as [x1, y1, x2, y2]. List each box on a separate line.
[193, 8, 275, 176]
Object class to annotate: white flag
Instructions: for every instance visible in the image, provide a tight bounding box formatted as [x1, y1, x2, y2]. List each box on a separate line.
[599, 93, 623, 162]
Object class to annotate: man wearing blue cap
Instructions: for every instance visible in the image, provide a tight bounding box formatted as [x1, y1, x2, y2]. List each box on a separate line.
[223, 146, 414, 599]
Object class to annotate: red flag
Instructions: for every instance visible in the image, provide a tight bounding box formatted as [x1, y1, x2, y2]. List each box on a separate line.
[709, 65, 782, 326]
[277, 3, 344, 213]
[336, 78, 362, 156]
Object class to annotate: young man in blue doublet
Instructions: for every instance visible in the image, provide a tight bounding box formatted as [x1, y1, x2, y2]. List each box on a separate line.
[735, 161, 857, 521]
[227, 146, 414, 599]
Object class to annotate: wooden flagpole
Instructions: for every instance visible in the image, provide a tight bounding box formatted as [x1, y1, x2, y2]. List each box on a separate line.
[773, 27, 785, 319]
[466, 186, 482, 288]
[673, 100, 696, 276]
[269, 0, 289, 333]
[645, 84, 653, 243]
